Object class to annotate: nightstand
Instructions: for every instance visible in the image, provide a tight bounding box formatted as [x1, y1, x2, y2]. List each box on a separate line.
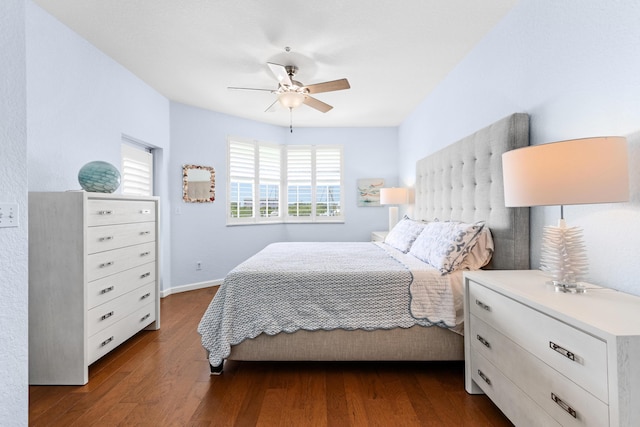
[370, 231, 388, 242]
[463, 270, 640, 426]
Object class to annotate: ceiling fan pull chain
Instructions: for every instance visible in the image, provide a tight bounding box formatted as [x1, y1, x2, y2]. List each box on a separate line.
[289, 107, 294, 133]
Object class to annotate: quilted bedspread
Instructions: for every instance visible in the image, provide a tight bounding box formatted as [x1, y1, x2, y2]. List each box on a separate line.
[198, 242, 460, 367]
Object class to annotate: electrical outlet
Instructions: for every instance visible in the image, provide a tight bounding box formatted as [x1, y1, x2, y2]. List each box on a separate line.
[0, 203, 19, 228]
[196, 261, 202, 270]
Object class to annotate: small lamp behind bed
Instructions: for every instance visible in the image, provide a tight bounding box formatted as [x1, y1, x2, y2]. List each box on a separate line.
[502, 136, 629, 293]
[380, 187, 409, 231]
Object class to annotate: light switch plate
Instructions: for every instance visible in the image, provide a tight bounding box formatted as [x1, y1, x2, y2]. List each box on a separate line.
[0, 203, 19, 228]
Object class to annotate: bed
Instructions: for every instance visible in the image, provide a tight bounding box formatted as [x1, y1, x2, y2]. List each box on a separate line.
[198, 113, 530, 372]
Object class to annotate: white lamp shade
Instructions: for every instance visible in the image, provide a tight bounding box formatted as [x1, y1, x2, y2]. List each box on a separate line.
[278, 91, 305, 109]
[502, 136, 629, 207]
[380, 187, 408, 205]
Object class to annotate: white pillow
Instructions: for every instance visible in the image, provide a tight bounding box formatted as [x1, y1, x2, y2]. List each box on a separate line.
[409, 220, 485, 273]
[383, 216, 428, 253]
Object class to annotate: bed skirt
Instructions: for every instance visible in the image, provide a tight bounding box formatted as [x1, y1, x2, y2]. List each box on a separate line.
[226, 325, 463, 362]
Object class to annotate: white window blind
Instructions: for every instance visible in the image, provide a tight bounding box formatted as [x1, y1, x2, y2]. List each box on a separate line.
[227, 138, 343, 225]
[121, 143, 153, 196]
[287, 147, 313, 218]
[228, 140, 256, 219]
[259, 144, 281, 218]
[315, 146, 342, 217]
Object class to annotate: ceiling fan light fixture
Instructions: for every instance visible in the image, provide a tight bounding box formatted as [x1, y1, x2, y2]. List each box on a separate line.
[278, 91, 305, 109]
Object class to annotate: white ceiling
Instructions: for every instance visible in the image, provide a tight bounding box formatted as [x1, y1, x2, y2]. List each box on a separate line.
[33, 0, 517, 128]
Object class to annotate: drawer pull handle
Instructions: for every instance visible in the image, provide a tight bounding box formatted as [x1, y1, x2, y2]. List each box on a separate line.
[477, 369, 491, 385]
[141, 292, 151, 300]
[140, 231, 151, 235]
[99, 261, 114, 268]
[549, 342, 576, 361]
[140, 209, 151, 214]
[99, 236, 114, 242]
[140, 272, 151, 279]
[475, 299, 491, 312]
[100, 311, 114, 321]
[100, 336, 114, 347]
[100, 286, 115, 294]
[99, 210, 113, 215]
[141, 313, 151, 322]
[476, 334, 491, 348]
[140, 251, 151, 257]
[551, 393, 577, 418]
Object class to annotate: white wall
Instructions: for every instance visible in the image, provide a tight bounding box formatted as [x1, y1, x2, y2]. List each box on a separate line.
[0, 1, 28, 424]
[26, 1, 173, 291]
[399, 0, 640, 295]
[169, 102, 397, 288]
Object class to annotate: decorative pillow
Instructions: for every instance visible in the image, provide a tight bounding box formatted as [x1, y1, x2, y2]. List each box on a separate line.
[409, 220, 485, 273]
[458, 226, 494, 270]
[383, 216, 428, 253]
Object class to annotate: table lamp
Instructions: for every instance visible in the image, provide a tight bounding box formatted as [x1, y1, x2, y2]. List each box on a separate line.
[380, 187, 408, 231]
[502, 136, 629, 293]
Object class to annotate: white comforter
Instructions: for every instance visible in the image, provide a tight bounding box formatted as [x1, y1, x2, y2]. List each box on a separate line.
[198, 242, 463, 367]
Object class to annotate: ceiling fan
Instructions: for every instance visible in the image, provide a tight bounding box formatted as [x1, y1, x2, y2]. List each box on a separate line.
[229, 62, 350, 114]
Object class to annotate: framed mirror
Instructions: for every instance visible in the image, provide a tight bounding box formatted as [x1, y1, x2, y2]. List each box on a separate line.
[183, 164, 215, 202]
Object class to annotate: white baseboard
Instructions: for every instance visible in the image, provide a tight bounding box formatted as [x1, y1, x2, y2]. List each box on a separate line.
[160, 279, 222, 298]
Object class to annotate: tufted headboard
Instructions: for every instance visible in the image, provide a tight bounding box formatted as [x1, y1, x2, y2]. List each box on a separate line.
[414, 113, 530, 270]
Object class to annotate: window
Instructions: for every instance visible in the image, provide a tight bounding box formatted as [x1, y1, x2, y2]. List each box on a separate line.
[121, 142, 153, 196]
[227, 137, 343, 225]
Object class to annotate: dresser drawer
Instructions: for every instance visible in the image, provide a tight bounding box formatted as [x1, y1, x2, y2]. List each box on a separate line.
[87, 282, 156, 337]
[88, 301, 156, 364]
[470, 315, 609, 426]
[87, 222, 156, 254]
[471, 351, 562, 427]
[469, 281, 608, 402]
[87, 199, 156, 226]
[87, 242, 156, 282]
[87, 262, 155, 309]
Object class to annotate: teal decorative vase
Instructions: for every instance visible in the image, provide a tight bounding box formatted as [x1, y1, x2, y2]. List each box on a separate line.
[78, 161, 121, 193]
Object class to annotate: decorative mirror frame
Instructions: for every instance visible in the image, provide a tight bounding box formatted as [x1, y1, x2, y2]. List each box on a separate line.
[182, 164, 215, 203]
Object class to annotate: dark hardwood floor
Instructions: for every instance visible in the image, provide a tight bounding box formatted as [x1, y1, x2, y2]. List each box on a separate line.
[30, 287, 513, 426]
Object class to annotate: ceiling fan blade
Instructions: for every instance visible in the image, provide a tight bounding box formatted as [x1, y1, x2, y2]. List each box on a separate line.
[303, 96, 333, 113]
[304, 78, 350, 94]
[267, 62, 293, 87]
[228, 86, 275, 92]
[264, 99, 279, 112]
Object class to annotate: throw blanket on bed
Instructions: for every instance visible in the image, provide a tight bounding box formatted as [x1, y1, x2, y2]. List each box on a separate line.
[198, 242, 458, 367]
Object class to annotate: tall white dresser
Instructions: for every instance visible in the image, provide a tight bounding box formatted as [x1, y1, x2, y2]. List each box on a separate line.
[464, 270, 640, 427]
[29, 192, 160, 385]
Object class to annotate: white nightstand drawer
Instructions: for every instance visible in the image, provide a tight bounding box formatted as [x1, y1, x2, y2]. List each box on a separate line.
[88, 301, 156, 364]
[471, 351, 562, 427]
[87, 282, 156, 337]
[469, 281, 608, 402]
[87, 241, 156, 282]
[87, 200, 156, 226]
[470, 315, 609, 426]
[87, 262, 155, 309]
[87, 222, 156, 254]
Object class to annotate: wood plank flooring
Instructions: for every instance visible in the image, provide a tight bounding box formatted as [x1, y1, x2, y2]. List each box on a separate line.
[29, 287, 513, 426]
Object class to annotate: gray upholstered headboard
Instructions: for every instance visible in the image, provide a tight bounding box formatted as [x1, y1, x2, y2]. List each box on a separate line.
[414, 113, 530, 270]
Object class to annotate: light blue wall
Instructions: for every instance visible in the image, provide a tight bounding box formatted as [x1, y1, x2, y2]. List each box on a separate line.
[0, 1, 28, 424]
[26, 1, 173, 291]
[399, 0, 640, 295]
[170, 102, 396, 287]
